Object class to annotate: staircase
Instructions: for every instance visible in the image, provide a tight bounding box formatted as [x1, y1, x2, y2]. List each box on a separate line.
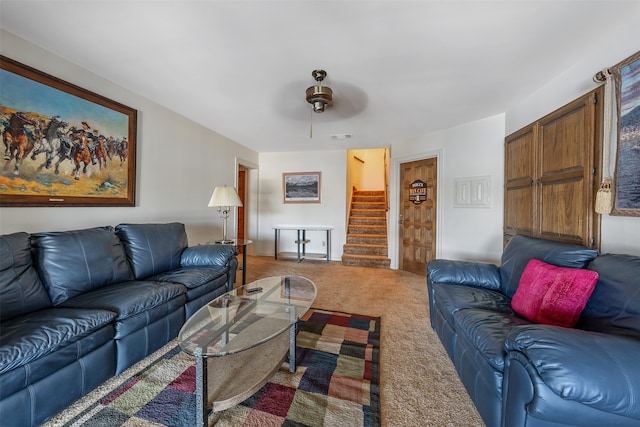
[342, 189, 391, 269]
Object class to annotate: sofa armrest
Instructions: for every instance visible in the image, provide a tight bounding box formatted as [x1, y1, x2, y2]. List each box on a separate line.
[427, 259, 501, 290]
[180, 244, 238, 268]
[505, 325, 640, 421]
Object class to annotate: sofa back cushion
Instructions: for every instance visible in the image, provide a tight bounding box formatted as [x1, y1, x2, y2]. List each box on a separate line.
[32, 227, 134, 304]
[579, 254, 640, 337]
[0, 232, 52, 320]
[500, 235, 599, 298]
[115, 223, 188, 279]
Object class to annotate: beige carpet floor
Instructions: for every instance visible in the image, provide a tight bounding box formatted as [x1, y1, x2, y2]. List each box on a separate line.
[242, 256, 484, 427]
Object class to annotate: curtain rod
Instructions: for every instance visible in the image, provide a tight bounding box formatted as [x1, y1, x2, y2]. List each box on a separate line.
[593, 68, 610, 83]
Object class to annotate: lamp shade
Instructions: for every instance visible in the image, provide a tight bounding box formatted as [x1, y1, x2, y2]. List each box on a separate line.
[208, 185, 243, 207]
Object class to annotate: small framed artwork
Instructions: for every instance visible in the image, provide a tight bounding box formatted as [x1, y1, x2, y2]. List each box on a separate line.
[611, 50, 640, 216]
[282, 171, 321, 203]
[0, 55, 137, 207]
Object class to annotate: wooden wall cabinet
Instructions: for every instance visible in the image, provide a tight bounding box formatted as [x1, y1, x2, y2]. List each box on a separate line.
[504, 87, 602, 249]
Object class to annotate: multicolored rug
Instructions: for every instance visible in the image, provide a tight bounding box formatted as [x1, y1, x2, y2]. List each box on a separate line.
[46, 308, 380, 427]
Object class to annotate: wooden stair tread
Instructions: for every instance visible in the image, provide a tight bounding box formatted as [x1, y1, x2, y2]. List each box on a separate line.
[344, 189, 389, 269]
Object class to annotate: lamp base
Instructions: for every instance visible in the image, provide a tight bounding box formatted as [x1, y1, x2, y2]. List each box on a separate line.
[215, 239, 236, 244]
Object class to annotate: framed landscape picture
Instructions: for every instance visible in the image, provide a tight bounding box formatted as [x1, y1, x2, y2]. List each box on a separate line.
[282, 171, 321, 203]
[611, 50, 640, 216]
[0, 55, 137, 207]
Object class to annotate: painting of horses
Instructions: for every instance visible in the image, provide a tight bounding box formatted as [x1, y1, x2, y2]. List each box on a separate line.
[283, 171, 321, 203]
[0, 55, 136, 207]
[611, 50, 640, 216]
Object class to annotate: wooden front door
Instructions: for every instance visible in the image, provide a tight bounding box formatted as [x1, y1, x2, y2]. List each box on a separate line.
[399, 157, 437, 276]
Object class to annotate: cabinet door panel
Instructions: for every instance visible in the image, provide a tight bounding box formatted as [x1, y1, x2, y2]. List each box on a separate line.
[505, 186, 534, 235]
[505, 127, 536, 237]
[506, 128, 535, 181]
[540, 103, 587, 176]
[540, 178, 585, 243]
[538, 91, 597, 246]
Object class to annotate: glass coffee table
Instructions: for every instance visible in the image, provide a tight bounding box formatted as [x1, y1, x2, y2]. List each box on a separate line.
[178, 276, 317, 427]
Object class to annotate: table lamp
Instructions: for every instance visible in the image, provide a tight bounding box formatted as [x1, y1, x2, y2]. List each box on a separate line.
[208, 185, 243, 243]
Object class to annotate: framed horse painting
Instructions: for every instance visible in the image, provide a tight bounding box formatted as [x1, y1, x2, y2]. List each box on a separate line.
[0, 55, 137, 207]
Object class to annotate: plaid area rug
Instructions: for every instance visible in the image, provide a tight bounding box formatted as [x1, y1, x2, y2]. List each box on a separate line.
[51, 308, 380, 427]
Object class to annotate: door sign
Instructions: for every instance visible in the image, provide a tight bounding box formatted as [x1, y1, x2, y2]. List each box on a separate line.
[409, 180, 427, 205]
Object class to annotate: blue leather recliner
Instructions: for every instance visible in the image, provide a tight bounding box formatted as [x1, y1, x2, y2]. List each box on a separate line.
[0, 222, 238, 427]
[427, 235, 640, 427]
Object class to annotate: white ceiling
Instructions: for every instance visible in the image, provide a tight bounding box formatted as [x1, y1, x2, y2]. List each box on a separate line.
[1, 1, 637, 153]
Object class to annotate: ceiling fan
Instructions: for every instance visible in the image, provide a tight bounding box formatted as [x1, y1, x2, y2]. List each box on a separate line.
[306, 69, 333, 113]
[305, 69, 332, 138]
[296, 69, 367, 139]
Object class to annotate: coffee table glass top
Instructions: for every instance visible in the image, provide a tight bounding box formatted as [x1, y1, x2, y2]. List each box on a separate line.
[178, 276, 317, 358]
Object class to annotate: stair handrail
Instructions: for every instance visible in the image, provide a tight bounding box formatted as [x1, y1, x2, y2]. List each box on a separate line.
[384, 149, 389, 211]
[346, 185, 356, 231]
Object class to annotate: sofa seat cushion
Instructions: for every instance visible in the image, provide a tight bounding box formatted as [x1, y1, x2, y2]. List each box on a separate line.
[431, 282, 514, 326]
[1, 232, 52, 321]
[0, 323, 114, 400]
[0, 308, 116, 374]
[454, 309, 531, 371]
[151, 266, 229, 301]
[59, 280, 186, 339]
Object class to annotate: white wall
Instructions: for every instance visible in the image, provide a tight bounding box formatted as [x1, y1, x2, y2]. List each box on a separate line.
[390, 114, 506, 265]
[4, 24, 636, 263]
[505, 17, 640, 256]
[349, 148, 386, 190]
[257, 115, 506, 266]
[0, 30, 259, 244]
[256, 151, 347, 260]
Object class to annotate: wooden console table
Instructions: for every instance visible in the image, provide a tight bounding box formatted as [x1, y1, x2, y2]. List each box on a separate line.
[273, 225, 332, 262]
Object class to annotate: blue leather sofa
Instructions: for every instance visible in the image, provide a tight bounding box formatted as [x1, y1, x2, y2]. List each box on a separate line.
[427, 235, 640, 427]
[0, 222, 238, 427]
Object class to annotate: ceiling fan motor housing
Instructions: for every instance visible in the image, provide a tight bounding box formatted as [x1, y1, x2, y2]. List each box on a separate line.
[306, 69, 333, 112]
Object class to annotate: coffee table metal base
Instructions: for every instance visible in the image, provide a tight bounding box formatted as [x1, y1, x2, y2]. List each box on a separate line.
[178, 276, 317, 427]
[195, 321, 298, 427]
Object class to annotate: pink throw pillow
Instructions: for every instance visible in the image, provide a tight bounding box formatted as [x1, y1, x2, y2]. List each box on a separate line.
[511, 259, 599, 327]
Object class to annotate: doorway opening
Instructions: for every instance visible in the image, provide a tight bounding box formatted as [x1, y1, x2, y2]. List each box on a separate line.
[342, 148, 391, 268]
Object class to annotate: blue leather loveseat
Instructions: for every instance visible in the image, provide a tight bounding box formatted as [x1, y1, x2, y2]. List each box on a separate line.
[0, 222, 238, 427]
[427, 235, 640, 427]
